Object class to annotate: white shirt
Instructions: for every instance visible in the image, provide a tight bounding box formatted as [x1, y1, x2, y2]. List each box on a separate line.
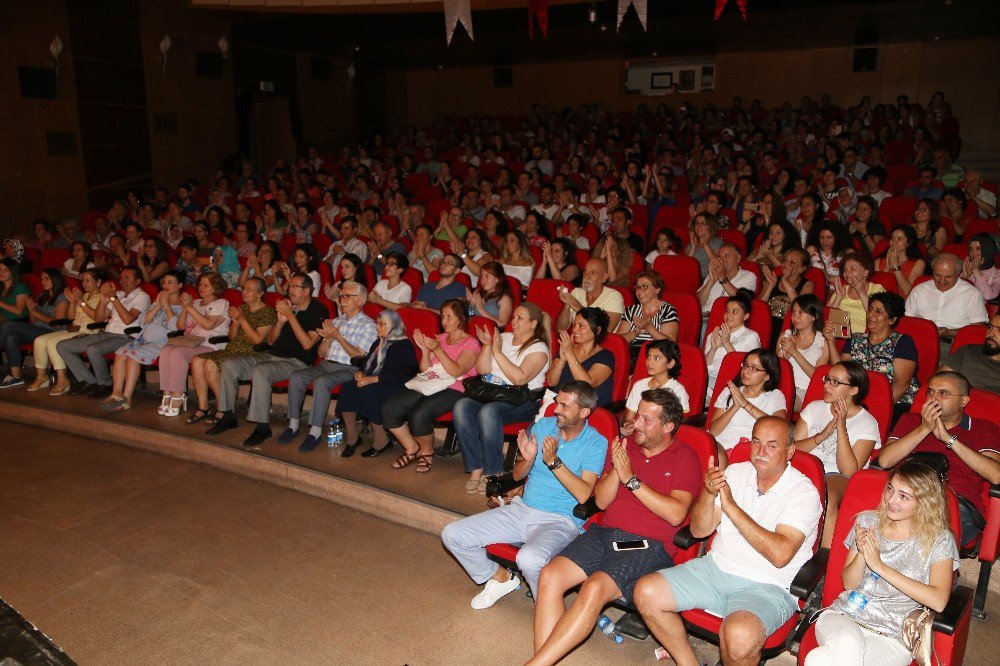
[711, 462, 822, 592]
[568, 286, 626, 316]
[704, 326, 761, 396]
[712, 387, 786, 451]
[797, 400, 881, 474]
[626, 376, 690, 414]
[905, 279, 988, 330]
[532, 203, 561, 222]
[372, 279, 412, 306]
[778, 331, 826, 403]
[503, 263, 535, 290]
[491, 333, 550, 390]
[700, 269, 758, 314]
[971, 188, 997, 218]
[106, 288, 152, 335]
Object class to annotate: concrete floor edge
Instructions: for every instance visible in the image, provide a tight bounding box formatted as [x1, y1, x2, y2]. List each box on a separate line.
[0, 401, 461, 537]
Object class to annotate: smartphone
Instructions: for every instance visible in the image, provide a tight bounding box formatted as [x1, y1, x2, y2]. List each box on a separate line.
[612, 539, 649, 552]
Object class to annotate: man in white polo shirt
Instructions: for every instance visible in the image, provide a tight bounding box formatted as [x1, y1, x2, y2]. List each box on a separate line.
[905, 253, 988, 341]
[633, 417, 821, 666]
[697, 244, 757, 316]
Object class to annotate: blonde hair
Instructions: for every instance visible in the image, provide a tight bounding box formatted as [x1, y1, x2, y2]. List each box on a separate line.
[876, 462, 952, 558]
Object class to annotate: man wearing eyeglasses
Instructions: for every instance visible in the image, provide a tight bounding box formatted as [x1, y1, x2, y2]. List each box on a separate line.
[208, 273, 327, 448]
[879, 370, 1000, 545]
[940, 315, 1000, 395]
[280, 280, 377, 454]
[411, 253, 467, 312]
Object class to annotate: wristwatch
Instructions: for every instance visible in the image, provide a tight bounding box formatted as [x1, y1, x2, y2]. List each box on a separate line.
[946, 434, 959, 450]
[718, 278, 730, 285]
[109, 296, 117, 303]
[546, 456, 564, 472]
[625, 475, 642, 492]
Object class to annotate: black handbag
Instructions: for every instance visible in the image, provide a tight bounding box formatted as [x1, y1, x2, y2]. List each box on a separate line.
[462, 377, 539, 406]
[906, 452, 950, 483]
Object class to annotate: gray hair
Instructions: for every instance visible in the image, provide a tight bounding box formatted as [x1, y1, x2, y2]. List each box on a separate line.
[341, 280, 368, 302]
[559, 380, 598, 411]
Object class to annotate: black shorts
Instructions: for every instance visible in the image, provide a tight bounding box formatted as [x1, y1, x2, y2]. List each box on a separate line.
[557, 524, 674, 604]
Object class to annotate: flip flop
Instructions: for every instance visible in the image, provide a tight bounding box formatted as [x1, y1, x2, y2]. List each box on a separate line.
[99, 398, 127, 412]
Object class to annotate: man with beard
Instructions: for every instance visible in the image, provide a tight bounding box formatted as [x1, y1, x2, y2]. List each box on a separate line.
[527, 388, 701, 665]
[940, 314, 1000, 395]
[441, 381, 608, 610]
[633, 417, 822, 666]
[556, 258, 625, 331]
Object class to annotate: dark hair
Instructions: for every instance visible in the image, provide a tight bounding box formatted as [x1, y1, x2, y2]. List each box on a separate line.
[80, 267, 103, 285]
[835, 360, 871, 404]
[141, 237, 169, 268]
[806, 220, 852, 259]
[792, 293, 824, 332]
[732, 348, 781, 392]
[844, 251, 875, 278]
[292, 243, 320, 273]
[727, 289, 754, 315]
[292, 271, 314, 293]
[476, 261, 512, 302]
[339, 253, 367, 287]
[558, 379, 598, 411]
[551, 238, 579, 268]
[70, 241, 94, 270]
[855, 195, 880, 226]
[575, 306, 610, 344]
[941, 187, 966, 207]
[970, 233, 998, 271]
[441, 298, 470, 329]
[913, 197, 942, 239]
[37, 267, 66, 306]
[646, 339, 682, 379]
[633, 269, 665, 292]
[930, 370, 971, 397]
[882, 225, 922, 262]
[178, 237, 199, 253]
[768, 221, 801, 254]
[120, 264, 142, 282]
[199, 271, 227, 297]
[869, 291, 905, 328]
[263, 200, 284, 222]
[160, 269, 185, 286]
[258, 240, 281, 266]
[799, 192, 825, 226]
[0, 258, 20, 297]
[640, 386, 683, 433]
[653, 227, 680, 253]
[244, 275, 266, 293]
[384, 250, 409, 272]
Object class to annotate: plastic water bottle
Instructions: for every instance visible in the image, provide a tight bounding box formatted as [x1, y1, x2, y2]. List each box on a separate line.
[326, 418, 344, 451]
[597, 615, 624, 644]
[846, 570, 881, 612]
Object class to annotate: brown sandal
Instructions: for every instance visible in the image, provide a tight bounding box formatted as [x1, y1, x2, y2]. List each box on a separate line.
[392, 450, 420, 470]
[415, 454, 434, 473]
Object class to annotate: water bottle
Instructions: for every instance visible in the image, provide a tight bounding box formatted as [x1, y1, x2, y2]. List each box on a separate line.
[596, 614, 624, 644]
[326, 418, 344, 450]
[846, 570, 881, 612]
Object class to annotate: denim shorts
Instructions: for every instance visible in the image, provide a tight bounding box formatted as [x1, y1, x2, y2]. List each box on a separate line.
[657, 555, 798, 635]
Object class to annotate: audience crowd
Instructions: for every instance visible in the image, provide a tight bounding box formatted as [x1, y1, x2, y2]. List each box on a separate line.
[2, 91, 998, 664]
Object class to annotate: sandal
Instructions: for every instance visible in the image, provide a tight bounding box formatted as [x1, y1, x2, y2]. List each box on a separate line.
[415, 454, 434, 474]
[186, 409, 210, 424]
[203, 412, 225, 426]
[109, 401, 132, 413]
[391, 450, 420, 470]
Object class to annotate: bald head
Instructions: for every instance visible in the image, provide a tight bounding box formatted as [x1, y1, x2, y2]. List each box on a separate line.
[582, 259, 609, 293]
[931, 253, 961, 292]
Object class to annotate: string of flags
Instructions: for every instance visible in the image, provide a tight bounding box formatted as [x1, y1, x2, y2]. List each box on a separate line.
[444, 1, 748, 44]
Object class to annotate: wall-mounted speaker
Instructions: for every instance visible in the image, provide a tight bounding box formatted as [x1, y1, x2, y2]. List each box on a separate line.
[196, 52, 224, 78]
[310, 56, 332, 80]
[18, 67, 57, 99]
[852, 48, 878, 73]
[492, 67, 513, 88]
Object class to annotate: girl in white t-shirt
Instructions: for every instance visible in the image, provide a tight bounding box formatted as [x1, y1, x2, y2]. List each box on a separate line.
[794, 360, 881, 548]
[704, 292, 761, 399]
[644, 228, 678, 269]
[622, 340, 690, 438]
[710, 348, 788, 451]
[370, 252, 412, 311]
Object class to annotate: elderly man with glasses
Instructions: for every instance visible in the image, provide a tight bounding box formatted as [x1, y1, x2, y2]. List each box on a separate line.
[207, 272, 328, 448]
[279, 280, 377, 454]
[879, 370, 1000, 545]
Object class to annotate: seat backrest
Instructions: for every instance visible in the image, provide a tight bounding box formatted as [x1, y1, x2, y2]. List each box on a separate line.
[542, 403, 618, 447]
[706, 351, 794, 424]
[398, 306, 441, 340]
[20, 273, 42, 297]
[799, 364, 893, 444]
[878, 195, 919, 228]
[662, 291, 701, 346]
[526, 278, 572, 328]
[706, 297, 773, 345]
[653, 255, 702, 294]
[870, 270, 899, 295]
[950, 323, 987, 354]
[39, 248, 70, 271]
[652, 204, 691, 233]
[222, 288, 243, 308]
[602, 333, 631, 403]
[895, 316, 939, 386]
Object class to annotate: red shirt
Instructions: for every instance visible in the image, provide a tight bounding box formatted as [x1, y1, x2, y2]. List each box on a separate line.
[889, 413, 1000, 514]
[602, 436, 702, 556]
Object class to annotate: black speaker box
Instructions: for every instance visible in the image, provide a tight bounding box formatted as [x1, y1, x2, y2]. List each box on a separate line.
[196, 52, 224, 78]
[853, 48, 878, 73]
[492, 67, 513, 88]
[18, 66, 57, 99]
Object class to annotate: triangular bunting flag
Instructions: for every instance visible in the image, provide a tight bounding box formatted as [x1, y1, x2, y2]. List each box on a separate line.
[528, 0, 550, 39]
[443, 0, 474, 45]
[617, 0, 648, 32]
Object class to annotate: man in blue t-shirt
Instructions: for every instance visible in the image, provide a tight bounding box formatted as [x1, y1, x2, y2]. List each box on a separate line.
[441, 381, 608, 610]
[411, 253, 467, 312]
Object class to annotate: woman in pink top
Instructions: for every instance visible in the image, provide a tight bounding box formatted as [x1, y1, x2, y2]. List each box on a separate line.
[382, 298, 481, 474]
[961, 234, 1000, 301]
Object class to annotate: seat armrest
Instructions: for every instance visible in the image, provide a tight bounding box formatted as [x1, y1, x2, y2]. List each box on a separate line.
[49, 318, 73, 327]
[252, 342, 271, 352]
[573, 497, 601, 521]
[208, 336, 230, 344]
[87, 322, 108, 330]
[484, 472, 526, 498]
[605, 399, 627, 416]
[673, 526, 709, 550]
[989, 484, 1000, 499]
[166, 330, 183, 338]
[932, 585, 973, 635]
[123, 326, 141, 335]
[790, 548, 830, 600]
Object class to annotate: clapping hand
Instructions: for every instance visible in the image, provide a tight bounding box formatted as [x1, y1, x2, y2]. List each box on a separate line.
[517, 429, 538, 461]
[180, 292, 194, 309]
[474, 324, 493, 346]
[274, 298, 294, 319]
[777, 333, 795, 357]
[762, 265, 778, 287]
[856, 526, 882, 570]
[323, 282, 339, 301]
[704, 455, 727, 497]
[633, 311, 653, 331]
[228, 305, 243, 321]
[317, 320, 341, 340]
[540, 435, 559, 466]
[726, 380, 749, 410]
[610, 437, 634, 484]
[558, 330, 577, 364]
[708, 257, 724, 280]
[99, 282, 117, 299]
[413, 329, 430, 350]
[919, 399, 944, 435]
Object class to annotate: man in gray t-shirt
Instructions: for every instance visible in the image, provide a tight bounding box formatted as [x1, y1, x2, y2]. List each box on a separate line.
[940, 315, 1000, 395]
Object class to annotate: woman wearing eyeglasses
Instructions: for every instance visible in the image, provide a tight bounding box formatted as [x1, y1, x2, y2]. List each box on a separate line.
[794, 361, 881, 548]
[616, 270, 679, 365]
[709, 348, 787, 451]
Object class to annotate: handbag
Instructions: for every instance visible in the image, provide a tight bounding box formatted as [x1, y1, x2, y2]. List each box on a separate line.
[906, 452, 950, 484]
[462, 377, 534, 406]
[166, 334, 207, 347]
[404, 362, 457, 396]
[902, 606, 939, 666]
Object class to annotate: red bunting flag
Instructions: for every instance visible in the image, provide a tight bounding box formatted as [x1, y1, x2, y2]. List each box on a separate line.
[714, 0, 749, 21]
[529, 0, 550, 38]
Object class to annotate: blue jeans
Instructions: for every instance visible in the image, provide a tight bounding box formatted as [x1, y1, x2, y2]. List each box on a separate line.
[0, 321, 52, 369]
[453, 397, 541, 475]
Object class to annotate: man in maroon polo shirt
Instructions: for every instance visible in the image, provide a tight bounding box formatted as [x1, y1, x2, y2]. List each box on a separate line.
[528, 388, 701, 665]
[879, 370, 1000, 546]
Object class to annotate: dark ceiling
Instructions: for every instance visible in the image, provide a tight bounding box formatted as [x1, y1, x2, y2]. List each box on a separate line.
[217, 0, 999, 70]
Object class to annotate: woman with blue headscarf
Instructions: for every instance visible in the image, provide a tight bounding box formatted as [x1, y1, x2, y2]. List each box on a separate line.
[213, 245, 242, 289]
[336, 309, 417, 458]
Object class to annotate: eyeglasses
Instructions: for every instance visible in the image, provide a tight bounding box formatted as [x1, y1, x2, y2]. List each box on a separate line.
[634, 283, 654, 291]
[822, 375, 851, 387]
[741, 362, 764, 373]
[288, 283, 308, 290]
[339, 293, 360, 300]
[385, 262, 399, 268]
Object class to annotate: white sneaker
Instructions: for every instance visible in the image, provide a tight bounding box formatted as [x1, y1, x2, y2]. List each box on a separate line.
[470, 574, 521, 610]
